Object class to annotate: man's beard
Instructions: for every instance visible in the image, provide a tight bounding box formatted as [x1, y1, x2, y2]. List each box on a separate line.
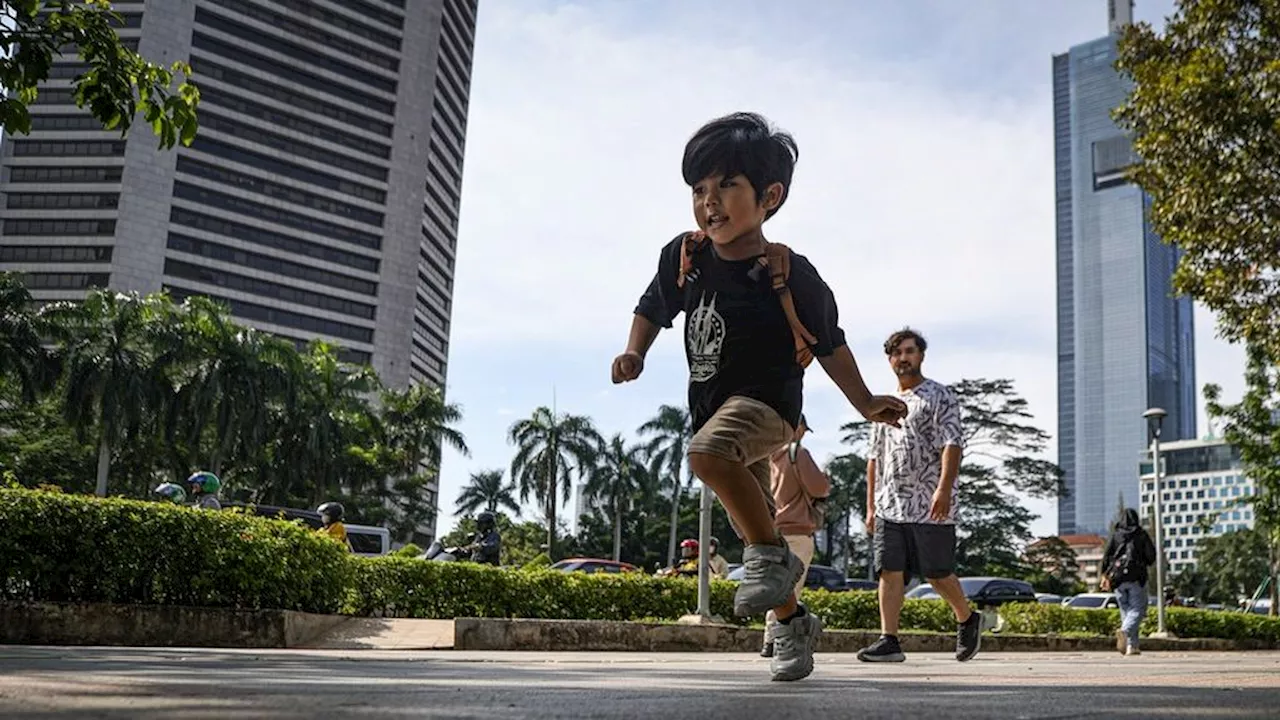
[895, 364, 920, 377]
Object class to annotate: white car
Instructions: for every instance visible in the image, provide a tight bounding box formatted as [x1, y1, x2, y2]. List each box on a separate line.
[1065, 592, 1120, 610]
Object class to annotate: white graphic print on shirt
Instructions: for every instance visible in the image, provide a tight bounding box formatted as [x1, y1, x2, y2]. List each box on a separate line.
[870, 378, 964, 525]
[687, 292, 725, 382]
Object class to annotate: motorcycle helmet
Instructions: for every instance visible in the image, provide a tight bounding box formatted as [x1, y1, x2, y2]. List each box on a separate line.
[153, 482, 187, 504]
[680, 538, 699, 559]
[186, 471, 221, 495]
[476, 510, 496, 530]
[317, 501, 345, 525]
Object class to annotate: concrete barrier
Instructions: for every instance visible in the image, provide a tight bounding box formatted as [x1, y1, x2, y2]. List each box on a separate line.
[0, 601, 347, 648]
[3, 603, 1274, 652]
[451, 617, 1279, 653]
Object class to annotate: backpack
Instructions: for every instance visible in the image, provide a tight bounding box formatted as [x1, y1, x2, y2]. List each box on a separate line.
[1107, 536, 1139, 585]
[676, 232, 819, 368]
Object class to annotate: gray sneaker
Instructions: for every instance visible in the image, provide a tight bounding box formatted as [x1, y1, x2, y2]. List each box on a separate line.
[769, 607, 823, 681]
[734, 542, 804, 617]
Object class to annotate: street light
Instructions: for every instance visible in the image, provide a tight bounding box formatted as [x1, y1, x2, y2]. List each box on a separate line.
[1143, 406, 1169, 637]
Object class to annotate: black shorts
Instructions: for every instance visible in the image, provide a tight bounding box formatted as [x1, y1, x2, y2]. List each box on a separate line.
[874, 518, 957, 581]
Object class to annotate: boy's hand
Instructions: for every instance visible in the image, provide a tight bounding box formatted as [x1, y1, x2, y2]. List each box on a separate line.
[611, 351, 644, 383]
[866, 395, 907, 427]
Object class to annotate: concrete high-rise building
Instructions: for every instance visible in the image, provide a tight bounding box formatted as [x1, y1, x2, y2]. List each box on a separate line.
[1053, 1, 1197, 536]
[1139, 437, 1254, 576]
[0, 0, 479, 540]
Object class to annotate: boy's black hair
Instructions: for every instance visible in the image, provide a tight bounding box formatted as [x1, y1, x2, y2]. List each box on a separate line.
[681, 112, 799, 220]
[884, 327, 928, 355]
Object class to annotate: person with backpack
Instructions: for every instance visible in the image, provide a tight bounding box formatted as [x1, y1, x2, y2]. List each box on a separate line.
[1099, 507, 1158, 655]
[760, 414, 830, 658]
[611, 111, 907, 682]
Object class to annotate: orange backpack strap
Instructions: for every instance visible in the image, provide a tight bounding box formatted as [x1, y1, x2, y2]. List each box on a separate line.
[758, 242, 819, 368]
[677, 231, 708, 288]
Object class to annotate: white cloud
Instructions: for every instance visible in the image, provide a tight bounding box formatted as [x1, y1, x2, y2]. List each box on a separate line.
[434, 1, 1247, 543]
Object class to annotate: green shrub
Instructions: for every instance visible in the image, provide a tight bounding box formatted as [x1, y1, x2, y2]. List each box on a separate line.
[4, 487, 1278, 645]
[0, 488, 351, 613]
[344, 556, 741, 622]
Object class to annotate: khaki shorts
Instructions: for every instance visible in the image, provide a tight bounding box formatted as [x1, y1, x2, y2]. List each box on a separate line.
[687, 395, 793, 538]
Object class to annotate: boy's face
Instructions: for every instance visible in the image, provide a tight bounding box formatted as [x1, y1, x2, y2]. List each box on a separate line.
[691, 173, 782, 245]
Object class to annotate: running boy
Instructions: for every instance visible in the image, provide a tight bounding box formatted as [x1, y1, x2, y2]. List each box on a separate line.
[611, 111, 906, 681]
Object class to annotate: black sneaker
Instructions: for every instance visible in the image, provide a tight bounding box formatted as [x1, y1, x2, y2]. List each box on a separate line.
[760, 640, 774, 658]
[856, 634, 905, 662]
[955, 611, 982, 662]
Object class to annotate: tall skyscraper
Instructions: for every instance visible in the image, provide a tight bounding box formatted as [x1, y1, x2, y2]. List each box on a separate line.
[0, 0, 478, 540]
[1054, 0, 1197, 536]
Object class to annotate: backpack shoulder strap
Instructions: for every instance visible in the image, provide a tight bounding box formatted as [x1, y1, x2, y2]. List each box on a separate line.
[676, 231, 709, 289]
[758, 242, 819, 368]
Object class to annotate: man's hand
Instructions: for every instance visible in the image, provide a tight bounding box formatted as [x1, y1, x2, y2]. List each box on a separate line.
[929, 487, 952, 522]
[866, 394, 907, 427]
[865, 511, 876, 536]
[611, 351, 644, 383]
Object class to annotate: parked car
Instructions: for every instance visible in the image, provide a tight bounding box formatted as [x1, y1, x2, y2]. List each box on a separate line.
[845, 579, 878, 592]
[549, 558, 638, 574]
[904, 577, 1037, 607]
[1035, 593, 1063, 604]
[1065, 592, 1120, 610]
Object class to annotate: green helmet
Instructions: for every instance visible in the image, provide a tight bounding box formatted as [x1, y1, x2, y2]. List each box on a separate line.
[154, 482, 187, 504]
[186, 471, 221, 495]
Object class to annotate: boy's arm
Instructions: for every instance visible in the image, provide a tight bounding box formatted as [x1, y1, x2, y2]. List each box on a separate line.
[615, 236, 685, 381]
[788, 255, 902, 422]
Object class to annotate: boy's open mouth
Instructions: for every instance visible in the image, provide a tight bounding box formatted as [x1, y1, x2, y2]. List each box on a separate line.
[707, 213, 728, 230]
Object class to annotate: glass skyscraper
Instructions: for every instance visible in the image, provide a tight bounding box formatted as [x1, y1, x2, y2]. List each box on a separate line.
[1053, 7, 1197, 536]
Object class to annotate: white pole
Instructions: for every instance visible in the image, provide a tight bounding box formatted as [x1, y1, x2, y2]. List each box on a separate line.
[697, 484, 712, 617]
[1151, 434, 1167, 636]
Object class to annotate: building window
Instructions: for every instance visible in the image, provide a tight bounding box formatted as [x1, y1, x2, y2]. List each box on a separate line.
[1092, 135, 1135, 190]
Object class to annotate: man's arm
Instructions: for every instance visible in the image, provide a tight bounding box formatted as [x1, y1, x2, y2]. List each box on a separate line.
[865, 458, 878, 533]
[929, 387, 964, 520]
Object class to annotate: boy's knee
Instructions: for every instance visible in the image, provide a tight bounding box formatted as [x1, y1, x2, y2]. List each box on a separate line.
[688, 451, 736, 480]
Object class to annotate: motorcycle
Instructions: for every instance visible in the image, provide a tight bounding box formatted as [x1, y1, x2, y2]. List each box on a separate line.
[420, 539, 473, 562]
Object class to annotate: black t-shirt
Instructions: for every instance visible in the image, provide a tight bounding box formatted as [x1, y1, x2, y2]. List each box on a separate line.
[634, 233, 846, 432]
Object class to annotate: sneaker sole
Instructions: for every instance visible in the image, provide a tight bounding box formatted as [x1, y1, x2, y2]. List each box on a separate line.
[856, 652, 906, 663]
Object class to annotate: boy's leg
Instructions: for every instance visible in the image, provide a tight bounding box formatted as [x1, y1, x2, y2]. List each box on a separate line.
[913, 523, 981, 662]
[858, 519, 907, 662]
[687, 396, 799, 617]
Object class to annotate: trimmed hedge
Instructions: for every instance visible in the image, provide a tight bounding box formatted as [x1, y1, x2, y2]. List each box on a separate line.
[347, 556, 739, 621]
[0, 488, 351, 613]
[4, 488, 1280, 644]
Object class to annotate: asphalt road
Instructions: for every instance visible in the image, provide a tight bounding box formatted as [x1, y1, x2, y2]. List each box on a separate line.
[0, 647, 1277, 719]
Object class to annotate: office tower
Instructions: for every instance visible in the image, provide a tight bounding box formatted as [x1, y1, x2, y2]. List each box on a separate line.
[1054, 0, 1196, 535]
[0, 0, 479, 540]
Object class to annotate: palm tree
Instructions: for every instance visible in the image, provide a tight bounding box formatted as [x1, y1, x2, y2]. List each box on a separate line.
[455, 469, 520, 517]
[166, 296, 296, 477]
[508, 406, 602, 560]
[0, 272, 49, 404]
[638, 404, 693, 567]
[585, 434, 650, 561]
[40, 290, 168, 496]
[379, 382, 468, 475]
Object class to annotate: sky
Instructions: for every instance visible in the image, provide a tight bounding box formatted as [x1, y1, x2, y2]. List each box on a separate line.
[432, 0, 1245, 541]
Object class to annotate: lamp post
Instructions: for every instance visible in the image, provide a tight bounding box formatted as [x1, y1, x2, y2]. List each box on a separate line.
[1143, 407, 1168, 637]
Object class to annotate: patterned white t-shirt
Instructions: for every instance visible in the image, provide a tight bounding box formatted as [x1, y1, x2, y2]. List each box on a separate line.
[870, 378, 964, 525]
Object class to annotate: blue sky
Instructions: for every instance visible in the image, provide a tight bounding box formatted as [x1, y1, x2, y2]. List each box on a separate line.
[433, 0, 1241, 540]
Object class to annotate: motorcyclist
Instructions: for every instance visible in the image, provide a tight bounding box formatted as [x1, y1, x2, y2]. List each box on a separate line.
[659, 539, 700, 578]
[185, 471, 222, 510]
[317, 501, 352, 552]
[466, 511, 501, 565]
[153, 482, 187, 505]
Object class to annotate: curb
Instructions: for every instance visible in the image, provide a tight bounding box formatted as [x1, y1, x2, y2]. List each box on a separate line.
[452, 618, 1279, 653]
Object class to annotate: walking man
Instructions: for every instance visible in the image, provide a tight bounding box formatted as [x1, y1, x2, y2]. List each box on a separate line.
[858, 328, 981, 663]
